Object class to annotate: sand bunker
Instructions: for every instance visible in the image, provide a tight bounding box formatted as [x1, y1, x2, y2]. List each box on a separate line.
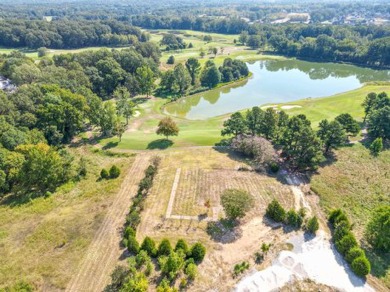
[281, 105, 302, 109]
[235, 231, 373, 292]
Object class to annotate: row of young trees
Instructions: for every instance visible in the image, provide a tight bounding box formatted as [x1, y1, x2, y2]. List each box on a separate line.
[106, 156, 207, 290]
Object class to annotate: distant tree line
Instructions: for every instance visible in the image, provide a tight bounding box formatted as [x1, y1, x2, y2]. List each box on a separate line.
[0, 19, 150, 49]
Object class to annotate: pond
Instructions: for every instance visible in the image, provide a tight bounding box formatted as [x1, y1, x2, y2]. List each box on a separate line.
[163, 59, 390, 120]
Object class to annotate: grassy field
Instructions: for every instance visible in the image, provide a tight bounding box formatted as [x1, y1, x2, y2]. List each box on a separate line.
[0, 147, 135, 290]
[310, 143, 390, 288]
[99, 84, 390, 150]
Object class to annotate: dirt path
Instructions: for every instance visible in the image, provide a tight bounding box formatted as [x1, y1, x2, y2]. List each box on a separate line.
[65, 153, 151, 292]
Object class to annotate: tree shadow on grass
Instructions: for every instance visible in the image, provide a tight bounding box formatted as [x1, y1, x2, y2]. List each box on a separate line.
[147, 139, 174, 150]
[102, 141, 119, 150]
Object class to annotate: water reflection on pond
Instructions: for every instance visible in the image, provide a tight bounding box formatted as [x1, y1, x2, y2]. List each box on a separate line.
[164, 59, 389, 120]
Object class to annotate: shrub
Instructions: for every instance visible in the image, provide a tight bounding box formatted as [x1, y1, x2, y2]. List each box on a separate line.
[145, 165, 157, 177]
[346, 247, 365, 264]
[351, 256, 371, 277]
[269, 161, 279, 173]
[333, 221, 351, 242]
[167, 55, 175, 64]
[329, 209, 343, 225]
[175, 239, 189, 254]
[306, 216, 319, 234]
[158, 239, 173, 256]
[141, 236, 157, 257]
[100, 168, 109, 179]
[336, 233, 358, 255]
[124, 226, 136, 238]
[365, 205, 390, 253]
[127, 236, 140, 254]
[185, 263, 198, 281]
[109, 165, 121, 178]
[189, 242, 206, 263]
[265, 199, 286, 223]
[220, 189, 254, 220]
[135, 250, 150, 268]
[370, 137, 383, 156]
[162, 251, 185, 280]
[126, 210, 141, 229]
[233, 261, 250, 277]
[286, 209, 303, 228]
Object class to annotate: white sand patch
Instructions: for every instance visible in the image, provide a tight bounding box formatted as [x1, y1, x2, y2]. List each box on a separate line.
[281, 105, 302, 109]
[261, 105, 277, 109]
[235, 231, 374, 292]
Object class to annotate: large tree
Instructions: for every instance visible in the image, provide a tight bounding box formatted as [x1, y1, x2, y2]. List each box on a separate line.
[156, 117, 179, 140]
[367, 106, 390, 141]
[200, 61, 220, 88]
[335, 113, 360, 137]
[173, 63, 191, 94]
[317, 119, 347, 153]
[114, 86, 134, 125]
[221, 112, 247, 137]
[185, 57, 201, 86]
[136, 65, 155, 97]
[280, 115, 323, 170]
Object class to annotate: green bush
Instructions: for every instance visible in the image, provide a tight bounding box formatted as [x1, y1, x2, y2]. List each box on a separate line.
[269, 161, 280, 173]
[126, 210, 141, 229]
[306, 216, 319, 234]
[286, 209, 303, 228]
[100, 168, 109, 179]
[127, 236, 140, 254]
[109, 165, 121, 178]
[365, 205, 390, 253]
[328, 209, 343, 225]
[167, 55, 175, 64]
[162, 251, 185, 280]
[175, 239, 189, 254]
[135, 250, 151, 268]
[145, 165, 157, 177]
[351, 256, 371, 277]
[346, 247, 365, 264]
[233, 261, 250, 277]
[185, 262, 198, 281]
[141, 236, 157, 257]
[336, 233, 358, 255]
[189, 242, 206, 263]
[124, 226, 136, 238]
[158, 239, 173, 256]
[266, 199, 286, 223]
[333, 221, 351, 242]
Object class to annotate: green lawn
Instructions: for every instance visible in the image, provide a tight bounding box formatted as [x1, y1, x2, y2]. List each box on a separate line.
[271, 83, 390, 128]
[99, 84, 390, 150]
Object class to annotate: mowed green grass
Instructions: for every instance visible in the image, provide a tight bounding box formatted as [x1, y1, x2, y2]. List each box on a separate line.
[310, 143, 390, 288]
[101, 84, 390, 150]
[277, 83, 390, 127]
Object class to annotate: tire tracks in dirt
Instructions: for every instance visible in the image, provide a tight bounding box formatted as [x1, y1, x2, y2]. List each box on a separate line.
[65, 153, 150, 292]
